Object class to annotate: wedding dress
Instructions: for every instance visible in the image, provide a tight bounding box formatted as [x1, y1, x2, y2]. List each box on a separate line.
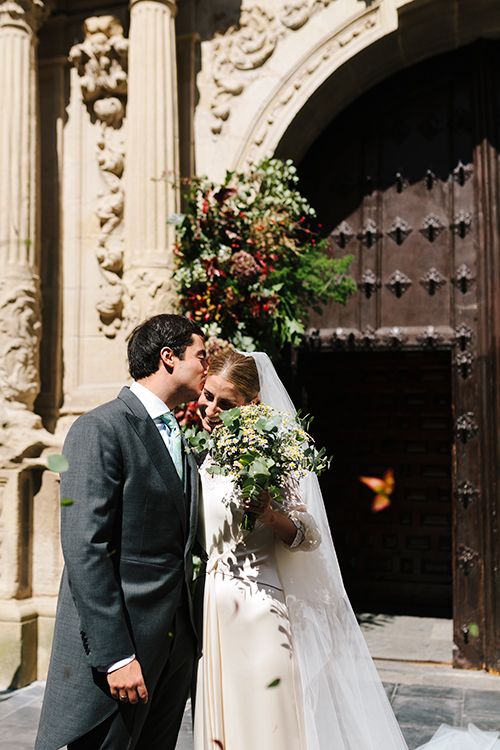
[193, 463, 314, 749]
[193, 352, 498, 750]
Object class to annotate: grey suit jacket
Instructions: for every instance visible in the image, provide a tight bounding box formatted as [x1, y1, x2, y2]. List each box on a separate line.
[35, 387, 200, 750]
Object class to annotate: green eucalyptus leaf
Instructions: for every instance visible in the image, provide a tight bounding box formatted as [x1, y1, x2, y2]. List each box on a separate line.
[47, 454, 69, 474]
[267, 678, 281, 688]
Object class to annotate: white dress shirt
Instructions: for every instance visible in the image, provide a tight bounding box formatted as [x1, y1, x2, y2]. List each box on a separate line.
[100, 381, 178, 674]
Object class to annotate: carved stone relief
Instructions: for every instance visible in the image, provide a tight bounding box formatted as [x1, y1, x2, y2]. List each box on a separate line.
[238, 4, 381, 167]
[209, 1, 336, 135]
[0, 275, 54, 463]
[69, 17, 128, 338]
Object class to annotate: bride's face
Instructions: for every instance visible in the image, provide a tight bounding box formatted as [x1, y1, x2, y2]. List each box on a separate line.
[198, 374, 248, 432]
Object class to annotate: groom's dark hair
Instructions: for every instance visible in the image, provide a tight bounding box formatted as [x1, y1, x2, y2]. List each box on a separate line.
[127, 314, 204, 380]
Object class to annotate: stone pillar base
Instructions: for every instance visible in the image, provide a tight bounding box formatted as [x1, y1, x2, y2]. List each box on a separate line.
[33, 596, 57, 680]
[0, 599, 38, 690]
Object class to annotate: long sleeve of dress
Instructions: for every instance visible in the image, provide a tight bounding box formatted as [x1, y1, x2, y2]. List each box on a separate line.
[278, 477, 322, 551]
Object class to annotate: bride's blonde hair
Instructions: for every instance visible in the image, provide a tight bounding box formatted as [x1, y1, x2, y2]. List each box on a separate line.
[208, 349, 260, 403]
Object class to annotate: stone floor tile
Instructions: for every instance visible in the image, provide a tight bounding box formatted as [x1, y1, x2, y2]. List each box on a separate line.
[399, 723, 437, 749]
[464, 689, 500, 715]
[396, 683, 465, 702]
[391, 695, 462, 727]
[461, 714, 500, 732]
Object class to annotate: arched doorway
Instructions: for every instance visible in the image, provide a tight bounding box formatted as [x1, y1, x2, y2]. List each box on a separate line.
[294, 40, 500, 669]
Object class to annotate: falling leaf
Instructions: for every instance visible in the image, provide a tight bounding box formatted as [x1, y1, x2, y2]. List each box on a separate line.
[359, 469, 395, 512]
[60, 498, 74, 507]
[267, 678, 281, 688]
[168, 632, 174, 638]
[469, 623, 480, 638]
[212, 740, 224, 749]
[47, 454, 69, 474]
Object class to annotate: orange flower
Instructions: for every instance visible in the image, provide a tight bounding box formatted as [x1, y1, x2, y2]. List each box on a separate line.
[359, 469, 395, 512]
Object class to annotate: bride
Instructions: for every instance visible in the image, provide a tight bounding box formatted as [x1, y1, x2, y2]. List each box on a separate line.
[192, 349, 498, 750]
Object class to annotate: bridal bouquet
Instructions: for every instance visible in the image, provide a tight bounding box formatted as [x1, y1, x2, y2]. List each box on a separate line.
[206, 404, 330, 531]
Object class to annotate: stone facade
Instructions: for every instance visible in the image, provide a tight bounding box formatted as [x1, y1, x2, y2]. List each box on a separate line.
[0, 0, 499, 687]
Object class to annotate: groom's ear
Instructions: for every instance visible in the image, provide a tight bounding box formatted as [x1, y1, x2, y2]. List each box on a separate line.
[159, 346, 175, 373]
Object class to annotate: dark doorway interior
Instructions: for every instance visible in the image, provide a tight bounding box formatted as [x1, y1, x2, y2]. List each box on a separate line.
[298, 350, 453, 617]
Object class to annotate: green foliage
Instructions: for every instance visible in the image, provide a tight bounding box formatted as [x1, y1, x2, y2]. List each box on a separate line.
[47, 454, 69, 474]
[171, 158, 356, 355]
[206, 403, 331, 531]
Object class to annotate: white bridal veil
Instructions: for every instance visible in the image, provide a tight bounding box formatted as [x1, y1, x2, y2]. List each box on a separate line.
[249, 352, 408, 750]
[249, 352, 499, 750]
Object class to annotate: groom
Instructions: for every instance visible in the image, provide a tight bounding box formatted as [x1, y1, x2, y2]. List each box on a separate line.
[36, 315, 208, 750]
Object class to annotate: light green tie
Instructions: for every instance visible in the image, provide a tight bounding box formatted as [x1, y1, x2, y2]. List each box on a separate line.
[159, 412, 184, 482]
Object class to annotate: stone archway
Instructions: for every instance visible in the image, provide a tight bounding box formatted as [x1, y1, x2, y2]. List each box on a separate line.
[194, 0, 500, 180]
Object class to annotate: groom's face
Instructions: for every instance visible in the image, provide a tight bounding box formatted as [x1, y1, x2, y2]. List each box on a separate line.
[170, 334, 208, 400]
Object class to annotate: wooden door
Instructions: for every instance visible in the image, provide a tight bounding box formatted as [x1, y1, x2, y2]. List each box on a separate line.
[300, 350, 452, 616]
[296, 41, 500, 669]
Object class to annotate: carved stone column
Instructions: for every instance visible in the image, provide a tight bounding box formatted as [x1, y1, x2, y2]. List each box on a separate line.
[124, 0, 180, 326]
[0, 0, 52, 463]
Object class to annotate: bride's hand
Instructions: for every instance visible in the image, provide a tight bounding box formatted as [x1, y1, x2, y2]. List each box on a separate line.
[244, 491, 275, 524]
[244, 491, 298, 545]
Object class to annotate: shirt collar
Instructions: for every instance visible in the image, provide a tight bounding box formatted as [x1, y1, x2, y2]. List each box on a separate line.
[129, 381, 171, 421]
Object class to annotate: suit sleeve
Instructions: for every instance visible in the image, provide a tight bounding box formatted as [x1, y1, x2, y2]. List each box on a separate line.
[60, 414, 135, 668]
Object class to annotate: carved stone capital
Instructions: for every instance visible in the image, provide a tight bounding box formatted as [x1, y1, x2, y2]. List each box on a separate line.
[130, 0, 176, 10]
[69, 16, 128, 106]
[0, 0, 51, 33]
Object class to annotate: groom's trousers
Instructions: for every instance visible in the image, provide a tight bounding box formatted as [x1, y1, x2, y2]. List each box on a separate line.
[67, 604, 196, 750]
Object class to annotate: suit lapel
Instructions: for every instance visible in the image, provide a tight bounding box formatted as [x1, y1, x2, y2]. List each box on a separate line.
[119, 388, 187, 534]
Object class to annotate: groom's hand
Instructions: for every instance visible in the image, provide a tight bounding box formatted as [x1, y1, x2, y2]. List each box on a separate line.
[107, 659, 149, 704]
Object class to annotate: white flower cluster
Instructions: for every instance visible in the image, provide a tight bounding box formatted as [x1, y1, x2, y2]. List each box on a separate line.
[210, 404, 311, 485]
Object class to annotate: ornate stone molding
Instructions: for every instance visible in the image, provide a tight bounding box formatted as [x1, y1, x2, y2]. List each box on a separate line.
[0, 0, 51, 32]
[209, 1, 335, 135]
[69, 17, 128, 338]
[236, 2, 388, 168]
